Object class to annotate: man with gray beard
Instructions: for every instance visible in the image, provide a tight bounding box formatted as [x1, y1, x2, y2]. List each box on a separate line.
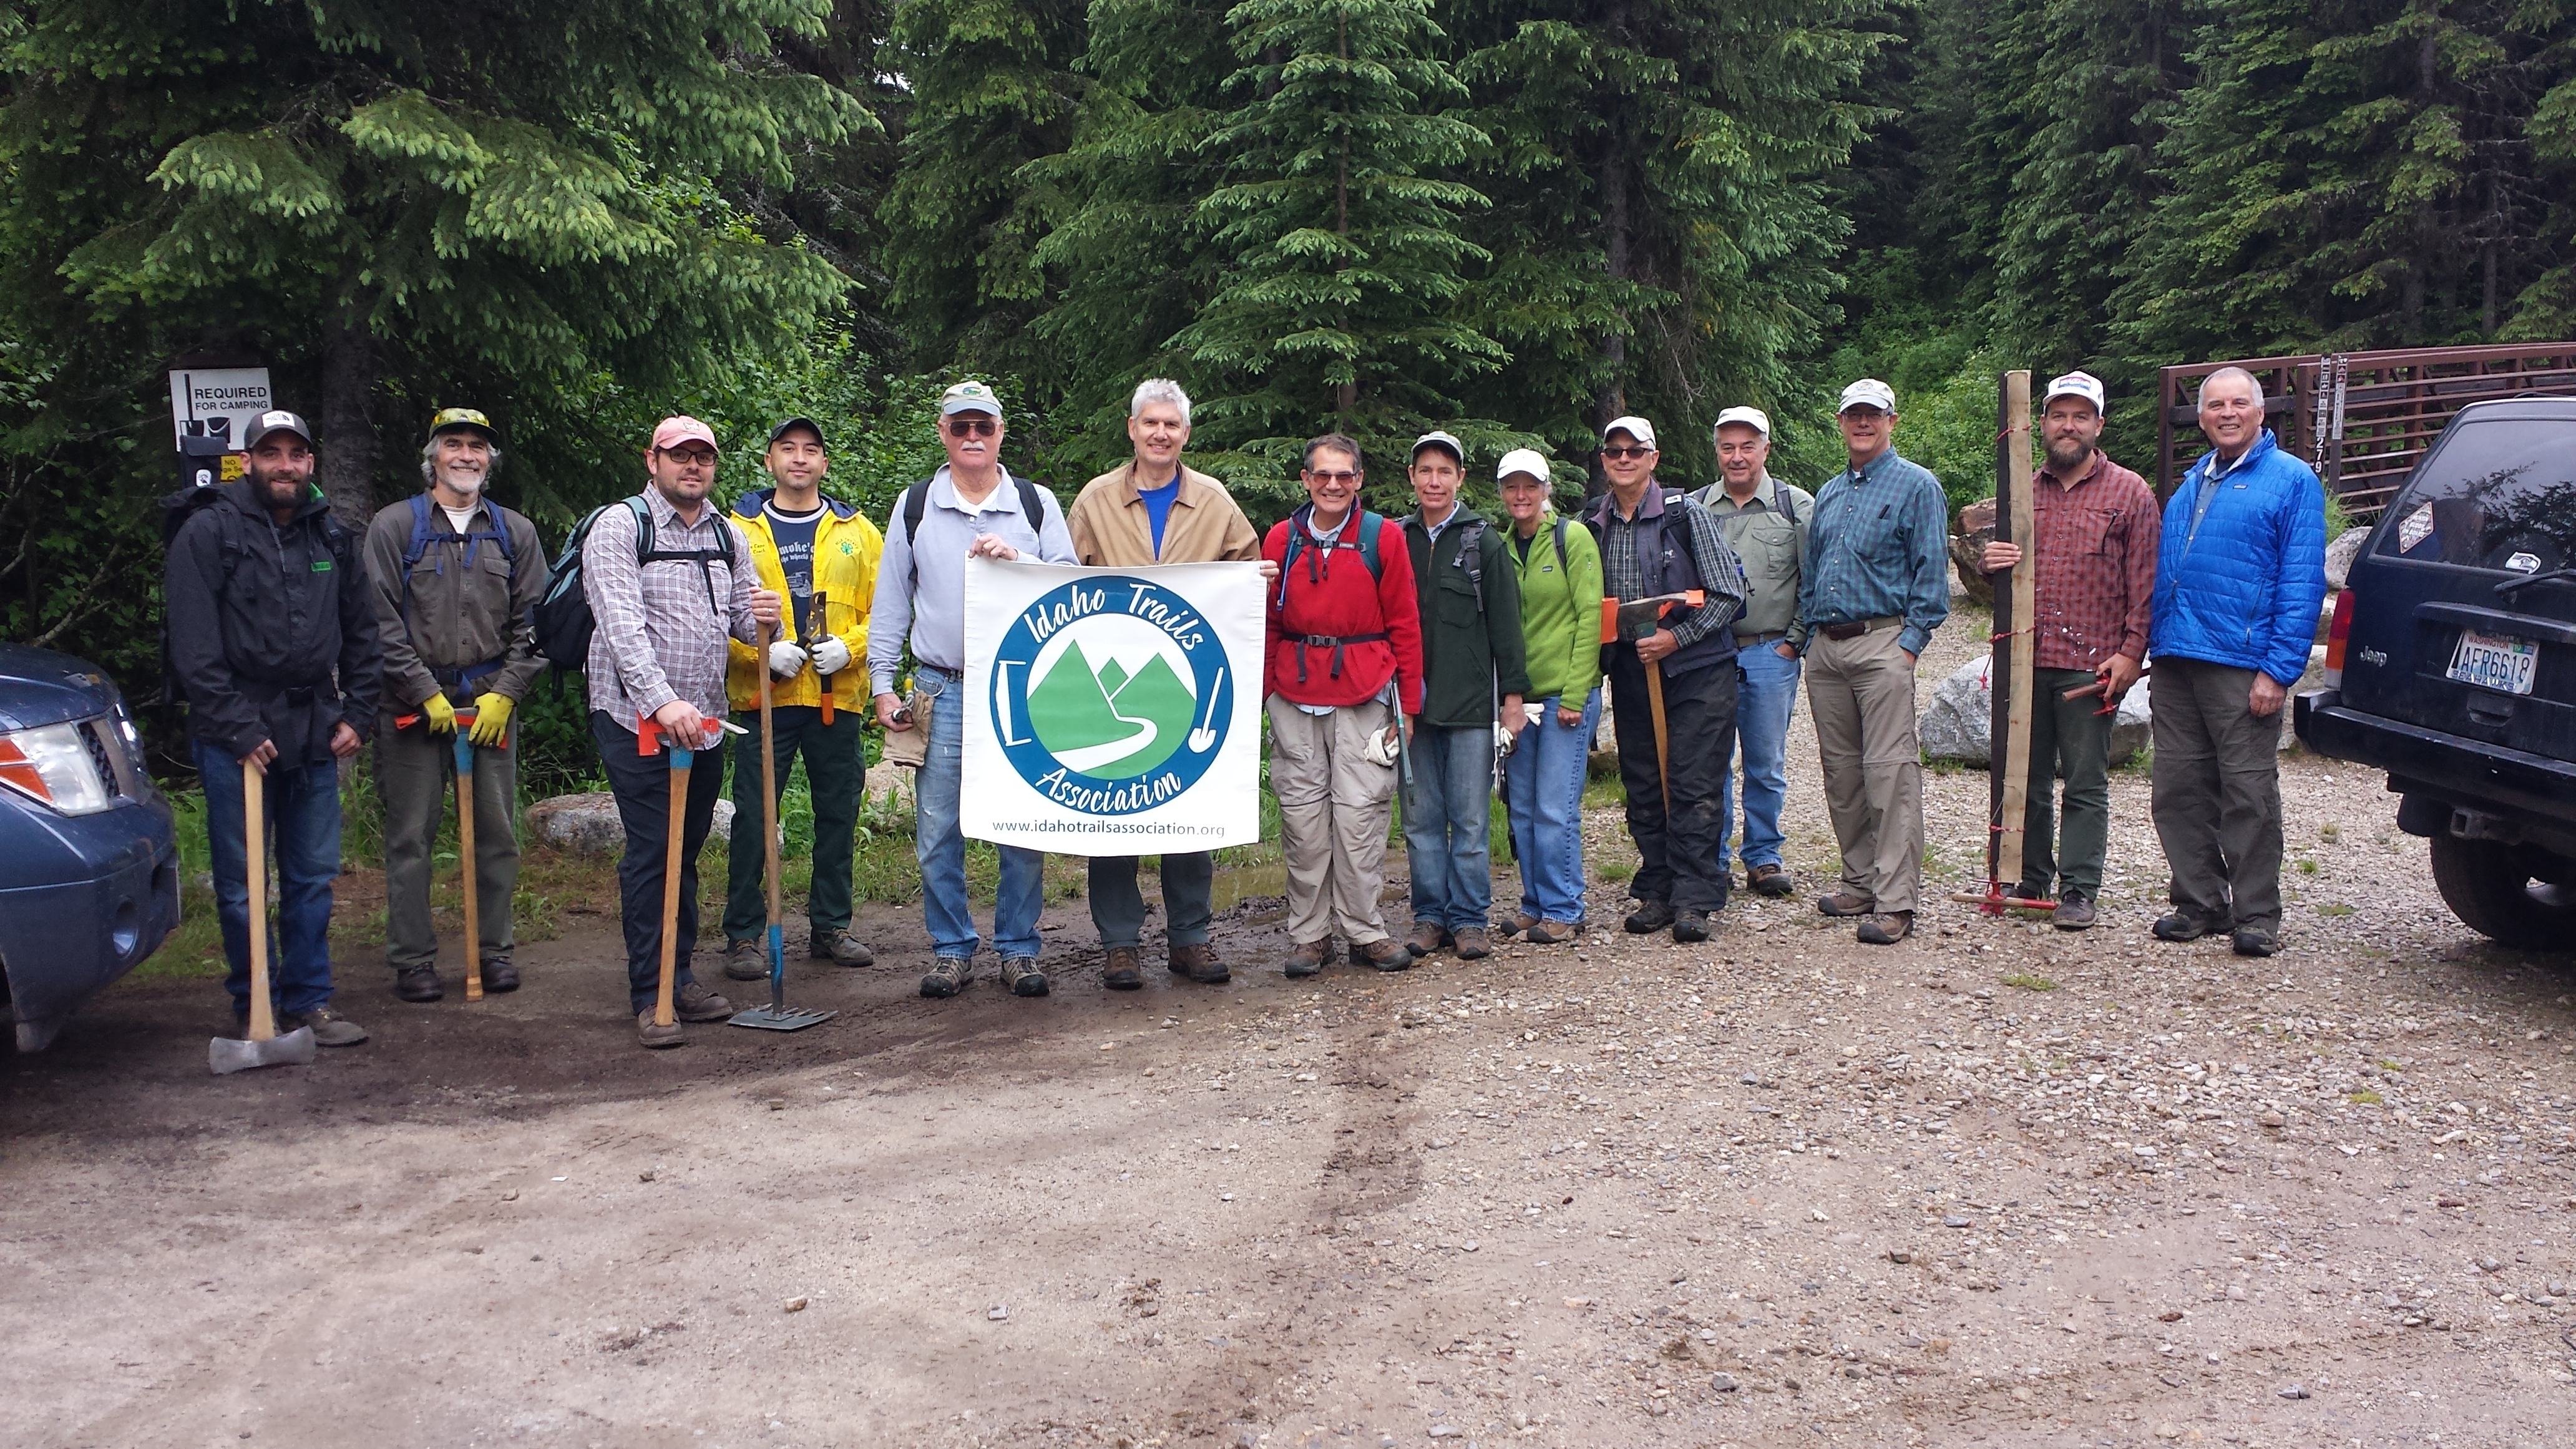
[364, 407, 547, 1003]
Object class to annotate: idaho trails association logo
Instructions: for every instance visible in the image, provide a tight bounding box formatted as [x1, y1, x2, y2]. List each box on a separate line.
[990, 578, 1234, 814]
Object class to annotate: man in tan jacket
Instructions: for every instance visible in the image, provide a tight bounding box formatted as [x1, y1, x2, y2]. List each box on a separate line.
[1066, 379, 1265, 990]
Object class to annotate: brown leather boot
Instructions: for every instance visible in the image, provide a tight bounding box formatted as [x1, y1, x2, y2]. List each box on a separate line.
[1284, 939, 1330, 978]
[1451, 927, 1493, 960]
[1167, 942, 1230, 984]
[1360, 937, 1415, 972]
[1101, 946, 1144, 990]
[1407, 919, 1450, 957]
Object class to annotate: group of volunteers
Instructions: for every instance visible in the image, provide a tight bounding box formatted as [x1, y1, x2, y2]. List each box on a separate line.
[163, 363, 2324, 1051]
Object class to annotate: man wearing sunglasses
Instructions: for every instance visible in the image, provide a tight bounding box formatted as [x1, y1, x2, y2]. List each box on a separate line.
[1581, 416, 1747, 945]
[870, 381, 1077, 1001]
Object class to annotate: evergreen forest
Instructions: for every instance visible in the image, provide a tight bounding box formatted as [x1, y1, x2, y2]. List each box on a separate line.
[2, 0, 2572, 776]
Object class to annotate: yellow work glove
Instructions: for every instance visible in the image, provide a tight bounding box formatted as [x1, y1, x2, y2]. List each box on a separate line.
[468, 693, 514, 747]
[421, 693, 459, 734]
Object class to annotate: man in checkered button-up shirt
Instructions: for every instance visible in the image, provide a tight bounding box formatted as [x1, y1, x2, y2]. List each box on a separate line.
[1978, 371, 2160, 930]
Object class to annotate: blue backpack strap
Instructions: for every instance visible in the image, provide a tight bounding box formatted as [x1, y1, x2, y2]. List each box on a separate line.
[1357, 510, 1383, 578]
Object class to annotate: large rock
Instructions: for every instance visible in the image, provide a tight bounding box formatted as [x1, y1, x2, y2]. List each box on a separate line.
[1951, 497, 1998, 608]
[2323, 525, 2371, 591]
[529, 793, 736, 854]
[2278, 644, 2329, 753]
[1918, 654, 2153, 768]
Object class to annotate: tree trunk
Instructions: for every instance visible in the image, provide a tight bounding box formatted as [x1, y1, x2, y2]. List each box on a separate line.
[315, 319, 379, 534]
[1588, 0, 1636, 499]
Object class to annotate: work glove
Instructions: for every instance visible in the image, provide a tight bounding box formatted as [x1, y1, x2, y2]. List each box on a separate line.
[1362, 721, 1402, 768]
[811, 634, 852, 676]
[767, 640, 810, 680]
[421, 693, 459, 734]
[468, 693, 513, 748]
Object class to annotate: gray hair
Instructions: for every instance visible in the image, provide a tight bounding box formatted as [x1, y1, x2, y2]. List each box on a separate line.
[1130, 378, 1192, 426]
[419, 433, 502, 485]
[2198, 366, 2265, 411]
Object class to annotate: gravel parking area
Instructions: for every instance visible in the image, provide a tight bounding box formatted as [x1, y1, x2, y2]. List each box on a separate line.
[5, 607, 2574, 1449]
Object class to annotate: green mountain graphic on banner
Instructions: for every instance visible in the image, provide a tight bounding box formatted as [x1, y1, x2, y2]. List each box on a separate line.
[1027, 643, 1198, 780]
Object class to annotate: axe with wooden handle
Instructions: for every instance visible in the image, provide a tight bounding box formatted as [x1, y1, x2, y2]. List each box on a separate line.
[1598, 590, 1704, 817]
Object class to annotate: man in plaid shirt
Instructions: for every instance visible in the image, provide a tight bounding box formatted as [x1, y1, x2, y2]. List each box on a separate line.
[1978, 371, 2158, 930]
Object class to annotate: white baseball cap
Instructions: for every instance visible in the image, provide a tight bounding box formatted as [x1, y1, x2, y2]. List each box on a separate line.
[1602, 415, 1657, 449]
[1714, 406, 1771, 437]
[1838, 378, 1897, 414]
[1495, 447, 1551, 484]
[2042, 370, 2107, 412]
[939, 379, 1003, 416]
[1410, 430, 1465, 464]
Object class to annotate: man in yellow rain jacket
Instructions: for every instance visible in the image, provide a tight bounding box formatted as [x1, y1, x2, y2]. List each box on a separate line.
[720, 417, 884, 977]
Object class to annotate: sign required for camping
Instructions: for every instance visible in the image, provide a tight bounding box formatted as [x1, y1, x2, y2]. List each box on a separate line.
[962, 558, 1264, 856]
[166, 368, 273, 449]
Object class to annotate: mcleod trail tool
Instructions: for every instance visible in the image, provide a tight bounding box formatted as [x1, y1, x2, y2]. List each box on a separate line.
[1599, 590, 1704, 816]
[453, 709, 485, 1002]
[209, 764, 318, 1075]
[1954, 369, 2054, 917]
[640, 715, 696, 1038]
[733, 620, 834, 1033]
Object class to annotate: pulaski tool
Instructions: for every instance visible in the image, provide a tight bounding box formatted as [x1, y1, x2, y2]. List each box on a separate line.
[1599, 589, 1704, 816]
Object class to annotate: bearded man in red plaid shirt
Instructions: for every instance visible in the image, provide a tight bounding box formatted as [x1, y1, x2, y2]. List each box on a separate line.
[1978, 371, 2159, 930]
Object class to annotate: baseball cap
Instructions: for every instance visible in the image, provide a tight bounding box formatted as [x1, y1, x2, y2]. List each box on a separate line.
[650, 416, 720, 453]
[1714, 406, 1771, 437]
[1601, 415, 1657, 450]
[428, 406, 498, 443]
[1410, 430, 1465, 465]
[2041, 371, 2107, 412]
[1838, 379, 1897, 414]
[767, 416, 827, 447]
[939, 379, 1002, 417]
[243, 409, 315, 450]
[1495, 447, 1552, 484]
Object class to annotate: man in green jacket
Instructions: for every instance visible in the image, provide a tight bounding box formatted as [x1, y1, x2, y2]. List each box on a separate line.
[1496, 449, 1604, 943]
[1400, 431, 1530, 960]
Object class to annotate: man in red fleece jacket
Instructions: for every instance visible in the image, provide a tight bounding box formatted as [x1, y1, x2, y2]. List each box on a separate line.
[1264, 433, 1426, 976]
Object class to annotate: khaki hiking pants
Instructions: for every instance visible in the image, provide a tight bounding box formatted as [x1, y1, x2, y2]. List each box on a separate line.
[1805, 625, 1924, 915]
[1266, 695, 1398, 947]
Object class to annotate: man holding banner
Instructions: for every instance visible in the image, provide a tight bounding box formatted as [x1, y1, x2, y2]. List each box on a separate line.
[1262, 434, 1425, 977]
[1065, 380, 1264, 991]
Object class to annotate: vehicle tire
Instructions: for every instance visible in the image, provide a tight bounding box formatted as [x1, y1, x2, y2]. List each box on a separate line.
[2428, 835, 2576, 949]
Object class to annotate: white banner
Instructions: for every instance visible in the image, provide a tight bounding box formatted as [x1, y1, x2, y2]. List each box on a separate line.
[962, 558, 1266, 856]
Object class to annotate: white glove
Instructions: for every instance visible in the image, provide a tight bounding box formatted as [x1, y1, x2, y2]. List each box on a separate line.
[1494, 721, 1517, 758]
[1362, 721, 1402, 768]
[767, 640, 809, 679]
[811, 635, 852, 676]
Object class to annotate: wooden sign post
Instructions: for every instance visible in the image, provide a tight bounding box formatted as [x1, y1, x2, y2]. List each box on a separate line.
[1959, 369, 2052, 915]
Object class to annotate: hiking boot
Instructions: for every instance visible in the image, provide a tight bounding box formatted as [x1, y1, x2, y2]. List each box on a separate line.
[1284, 939, 1330, 978]
[1000, 956, 1050, 997]
[1671, 910, 1712, 944]
[811, 929, 875, 968]
[1102, 946, 1144, 991]
[675, 981, 733, 1022]
[1451, 927, 1493, 961]
[1167, 943, 1230, 984]
[2053, 892, 2097, 932]
[1359, 937, 1414, 972]
[920, 957, 973, 998]
[2231, 927, 2278, 958]
[283, 1007, 369, 1047]
[723, 937, 769, 982]
[1407, 920, 1450, 957]
[2154, 910, 2219, 942]
[1525, 919, 1583, 945]
[1747, 862, 1795, 898]
[636, 1009, 683, 1050]
[1816, 890, 1874, 918]
[479, 955, 519, 993]
[1497, 912, 1539, 940]
[393, 964, 442, 1003]
[1624, 899, 1675, 934]
[1856, 911, 1915, 945]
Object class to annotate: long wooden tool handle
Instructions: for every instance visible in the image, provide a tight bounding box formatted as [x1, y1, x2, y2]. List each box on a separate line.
[456, 726, 483, 1003]
[759, 620, 786, 1009]
[812, 590, 832, 726]
[654, 748, 692, 1029]
[1995, 369, 2039, 892]
[244, 764, 273, 1043]
[1643, 663, 1671, 819]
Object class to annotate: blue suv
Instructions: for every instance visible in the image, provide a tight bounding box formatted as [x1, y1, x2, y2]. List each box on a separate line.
[0, 643, 180, 1049]
[2296, 396, 2576, 947]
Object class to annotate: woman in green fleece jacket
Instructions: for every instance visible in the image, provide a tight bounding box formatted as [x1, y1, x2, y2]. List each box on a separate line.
[1495, 450, 1605, 942]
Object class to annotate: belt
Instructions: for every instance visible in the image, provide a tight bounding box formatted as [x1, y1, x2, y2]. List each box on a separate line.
[1734, 628, 1789, 645]
[914, 662, 960, 680]
[1287, 631, 1387, 685]
[1817, 616, 1901, 642]
[431, 656, 506, 696]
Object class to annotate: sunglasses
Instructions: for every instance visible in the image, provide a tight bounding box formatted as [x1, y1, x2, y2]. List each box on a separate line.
[1600, 445, 1653, 461]
[1305, 469, 1360, 485]
[944, 417, 997, 439]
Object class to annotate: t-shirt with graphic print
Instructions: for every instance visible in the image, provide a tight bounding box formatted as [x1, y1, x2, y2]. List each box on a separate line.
[764, 497, 826, 638]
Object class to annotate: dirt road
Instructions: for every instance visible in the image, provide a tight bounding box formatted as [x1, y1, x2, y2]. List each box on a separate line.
[9, 641, 2576, 1449]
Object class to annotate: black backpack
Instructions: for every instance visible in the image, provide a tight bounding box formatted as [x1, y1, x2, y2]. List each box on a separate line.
[531, 495, 739, 668]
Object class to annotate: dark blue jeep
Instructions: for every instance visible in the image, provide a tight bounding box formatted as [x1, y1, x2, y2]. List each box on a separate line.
[0, 643, 180, 1048]
[2296, 396, 2576, 947]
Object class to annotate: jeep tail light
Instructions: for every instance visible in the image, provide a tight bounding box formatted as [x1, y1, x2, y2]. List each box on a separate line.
[0, 721, 116, 815]
[2321, 587, 2356, 689]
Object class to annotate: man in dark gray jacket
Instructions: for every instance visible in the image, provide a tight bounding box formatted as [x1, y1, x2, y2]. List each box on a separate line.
[364, 407, 547, 1003]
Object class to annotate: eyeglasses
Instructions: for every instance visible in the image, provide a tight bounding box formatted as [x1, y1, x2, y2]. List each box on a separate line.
[1305, 470, 1360, 485]
[945, 417, 997, 438]
[659, 446, 717, 467]
[1600, 446, 1652, 461]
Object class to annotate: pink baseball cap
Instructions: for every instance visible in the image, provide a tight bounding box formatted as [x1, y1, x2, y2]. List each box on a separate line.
[650, 416, 719, 452]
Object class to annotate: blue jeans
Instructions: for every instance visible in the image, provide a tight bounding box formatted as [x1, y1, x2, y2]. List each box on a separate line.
[195, 740, 342, 1019]
[914, 666, 1045, 960]
[1403, 721, 1496, 930]
[1719, 643, 1802, 874]
[1504, 689, 1599, 924]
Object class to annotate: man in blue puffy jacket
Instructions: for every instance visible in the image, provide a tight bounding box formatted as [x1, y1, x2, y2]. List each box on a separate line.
[2146, 368, 2327, 958]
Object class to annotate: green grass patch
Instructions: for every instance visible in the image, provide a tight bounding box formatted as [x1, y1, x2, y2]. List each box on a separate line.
[2347, 1089, 2383, 1105]
[1999, 972, 2058, 992]
[2316, 901, 2354, 917]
